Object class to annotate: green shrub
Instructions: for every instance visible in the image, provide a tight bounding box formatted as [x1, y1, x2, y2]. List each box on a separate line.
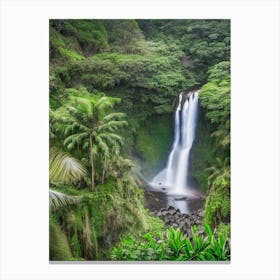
[216, 222, 230, 239]
[51, 179, 164, 260]
[111, 226, 230, 261]
[50, 20, 108, 55]
[49, 219, 73, 260]
[204, 186, 230, 228]
[50, 27, 85, 62]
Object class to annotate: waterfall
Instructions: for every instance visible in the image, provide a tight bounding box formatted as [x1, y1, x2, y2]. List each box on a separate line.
[165, 93, 183, 186]
[150, 90, 199, 195]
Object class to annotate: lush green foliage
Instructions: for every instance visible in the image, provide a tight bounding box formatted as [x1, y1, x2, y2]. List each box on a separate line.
[52, 87, 127, 191]
[189, 115, 218, 190]
[200, 62, 230, 230]
[50, 20, 108, 56]
[50, 180, 164, 260]
[50, 19, 231, 176]
[53, 43, 186, 109]
[216, 222, 230, 239]
[204, 158, 230, 228]
[135, 114, 173, 178]
[189, 61, 230, 191]
[200, 61, 230, 125]
[50, 218, 74, 260]
[49, 149, 85, 211]
[49, 19, 231, 261]
[112, 226, 230, 261]
[138, 19, 230, 84]
[102, 20, 144, 54]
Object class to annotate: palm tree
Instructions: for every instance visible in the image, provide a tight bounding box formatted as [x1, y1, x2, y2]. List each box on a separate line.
[54, 90, 127, 191]
[49, 149, 87, 210]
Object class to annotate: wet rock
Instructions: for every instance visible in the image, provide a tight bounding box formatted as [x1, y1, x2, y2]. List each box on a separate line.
[179, 221, 185, 228]
[155, 205, 205, 237]
[198, 209, 205, 217]
[162, 211, 168, 216]
[186, 228, 193, 238]
[169, 209, 176, 215]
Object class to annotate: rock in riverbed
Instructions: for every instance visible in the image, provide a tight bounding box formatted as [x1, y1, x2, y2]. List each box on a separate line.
[156, 206, 205, 239]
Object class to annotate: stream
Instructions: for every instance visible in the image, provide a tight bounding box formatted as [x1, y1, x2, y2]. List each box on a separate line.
[144, 182, 204, 214]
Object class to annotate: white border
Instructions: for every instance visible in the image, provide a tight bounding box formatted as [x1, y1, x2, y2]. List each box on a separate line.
[0, 0, 279, 279]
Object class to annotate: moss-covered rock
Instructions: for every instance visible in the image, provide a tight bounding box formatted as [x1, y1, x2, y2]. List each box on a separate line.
[135, 113, 173, 179]
[189, 106, 216, 190]
[50, 178, 164, 260]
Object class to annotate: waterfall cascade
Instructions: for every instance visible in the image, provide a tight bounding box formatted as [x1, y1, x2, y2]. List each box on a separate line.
[150, 90, 199, 196]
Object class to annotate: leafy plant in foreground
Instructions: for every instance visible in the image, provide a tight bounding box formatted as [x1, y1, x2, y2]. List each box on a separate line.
[111, 226, 230, 261]
[167, 227, 185, 258]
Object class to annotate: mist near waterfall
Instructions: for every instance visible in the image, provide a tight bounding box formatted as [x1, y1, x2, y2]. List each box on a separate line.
[150, 91, 199, 197]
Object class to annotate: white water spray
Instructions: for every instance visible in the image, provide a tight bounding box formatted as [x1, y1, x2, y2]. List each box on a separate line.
[166, 93, 183, 186]
[150, 91, 199, 195]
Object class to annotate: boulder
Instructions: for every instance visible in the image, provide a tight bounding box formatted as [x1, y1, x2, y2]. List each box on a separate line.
[198, 209, 205, 217]
[155, 205, 204, 237]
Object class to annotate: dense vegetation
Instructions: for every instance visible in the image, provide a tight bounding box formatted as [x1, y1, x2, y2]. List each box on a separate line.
[49, 19, 230, 261]
[112, 226, 230, 261]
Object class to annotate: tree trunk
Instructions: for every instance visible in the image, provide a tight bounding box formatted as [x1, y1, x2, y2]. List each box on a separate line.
[89, 134, 95, 191]
[101, 156, 107, 185]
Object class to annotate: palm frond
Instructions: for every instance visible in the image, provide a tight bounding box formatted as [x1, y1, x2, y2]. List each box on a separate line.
[95, 96, 122, 112]
[49, 189, 81, 211]
[103, 112, 126, 121]
[97, 133, 125, 146]
[91, 146, 98, 156]
[98, 120, 127, 132]
[69, 96, 93, 116]
[49, 150, 87, 184]
[64, 122, 88, 135]
[63, 132, 88, 149]
[95, 135, 110, 156]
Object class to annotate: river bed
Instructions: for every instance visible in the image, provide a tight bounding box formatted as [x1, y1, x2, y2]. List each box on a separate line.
[144, 188, 204, 214]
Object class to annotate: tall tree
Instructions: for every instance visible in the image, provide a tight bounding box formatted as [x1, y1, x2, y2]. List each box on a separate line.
[55, 89, 127, 191]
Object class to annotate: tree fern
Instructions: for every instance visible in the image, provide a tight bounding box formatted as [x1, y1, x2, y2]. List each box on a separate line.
[53, 88, 127, 191]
